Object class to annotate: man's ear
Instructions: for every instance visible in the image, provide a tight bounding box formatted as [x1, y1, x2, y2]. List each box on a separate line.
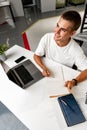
[72, 30, 76, 36]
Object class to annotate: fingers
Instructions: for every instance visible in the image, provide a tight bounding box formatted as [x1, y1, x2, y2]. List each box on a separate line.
[64, 80, 74, 90]
[42, 69, 51, 77]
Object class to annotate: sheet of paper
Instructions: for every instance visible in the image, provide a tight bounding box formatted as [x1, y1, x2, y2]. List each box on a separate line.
[46, 78, 69, 98]
[47, 65, 64, 80]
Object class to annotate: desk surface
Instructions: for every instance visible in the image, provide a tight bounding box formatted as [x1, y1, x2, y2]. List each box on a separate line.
[1, 45, 87, 130]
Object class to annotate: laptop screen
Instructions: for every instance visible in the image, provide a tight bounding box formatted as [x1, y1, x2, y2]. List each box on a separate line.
[15, 65, 34, 84]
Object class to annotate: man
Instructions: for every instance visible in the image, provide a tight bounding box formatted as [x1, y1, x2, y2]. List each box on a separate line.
[33, 10, 87, 90]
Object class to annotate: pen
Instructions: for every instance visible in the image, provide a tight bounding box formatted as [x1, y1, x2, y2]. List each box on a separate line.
[49, 94, 66, 98]
[49, 89, 72, 98]
[61, 99, 75, 112]
[61, 99, 67, 105]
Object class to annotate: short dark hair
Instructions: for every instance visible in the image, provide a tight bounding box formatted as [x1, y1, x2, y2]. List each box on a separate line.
[61, 10, 81, 30]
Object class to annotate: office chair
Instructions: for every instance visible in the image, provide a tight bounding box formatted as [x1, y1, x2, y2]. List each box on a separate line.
[73, 2, 87, 46]
[72, 3, 87, 69]
[80, 2, 87, 33]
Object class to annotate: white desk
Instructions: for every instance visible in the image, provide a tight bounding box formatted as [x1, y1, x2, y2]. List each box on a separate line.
[1, 45, 87, 130]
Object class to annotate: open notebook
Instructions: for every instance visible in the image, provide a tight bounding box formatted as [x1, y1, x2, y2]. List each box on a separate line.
[46, 66, 70, 98]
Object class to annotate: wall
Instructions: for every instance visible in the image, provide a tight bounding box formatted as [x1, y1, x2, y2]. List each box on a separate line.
[10, 0, 24, 17]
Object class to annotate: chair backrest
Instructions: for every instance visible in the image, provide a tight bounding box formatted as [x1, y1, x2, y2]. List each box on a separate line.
[22, 32, 31, 50]
[73, 2, 87, 46]
[80, 2, 87, 33]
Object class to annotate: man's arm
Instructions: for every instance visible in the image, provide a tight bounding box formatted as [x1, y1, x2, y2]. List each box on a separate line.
[33, 54, 51, 77]
[65, 69, 87, 89]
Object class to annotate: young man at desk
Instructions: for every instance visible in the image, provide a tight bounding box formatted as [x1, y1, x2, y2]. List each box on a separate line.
[34, 10, 87, 90]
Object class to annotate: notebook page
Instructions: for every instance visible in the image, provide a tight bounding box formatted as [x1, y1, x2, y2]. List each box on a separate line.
[45, 65, 69, 97]
[46, 78, 69, 98]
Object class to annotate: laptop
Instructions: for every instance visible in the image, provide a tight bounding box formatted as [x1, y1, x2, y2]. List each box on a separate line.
[7, 59, 44, 89]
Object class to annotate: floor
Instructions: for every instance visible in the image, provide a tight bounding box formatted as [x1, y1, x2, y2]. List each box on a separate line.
[0, 4, 87, 55]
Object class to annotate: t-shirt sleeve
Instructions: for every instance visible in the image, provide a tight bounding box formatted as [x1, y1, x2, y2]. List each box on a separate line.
[34, 34, 46, 56]
[75, 48, 87, 71]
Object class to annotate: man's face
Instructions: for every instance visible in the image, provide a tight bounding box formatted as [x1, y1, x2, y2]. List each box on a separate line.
[54, 17, 76, 46]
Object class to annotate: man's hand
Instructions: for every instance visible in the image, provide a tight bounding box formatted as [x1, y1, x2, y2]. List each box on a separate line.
[42, 68, 51, 77]
[34, 54, 51, 77]
[64, 80, 76, 90]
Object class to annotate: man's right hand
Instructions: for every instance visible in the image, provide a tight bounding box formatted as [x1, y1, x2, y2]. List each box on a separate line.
[42, 68, 51, 77]
[34, 54, 51, 77]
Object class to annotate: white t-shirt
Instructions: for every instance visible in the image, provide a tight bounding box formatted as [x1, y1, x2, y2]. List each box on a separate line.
[35, 33, 87, 71]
